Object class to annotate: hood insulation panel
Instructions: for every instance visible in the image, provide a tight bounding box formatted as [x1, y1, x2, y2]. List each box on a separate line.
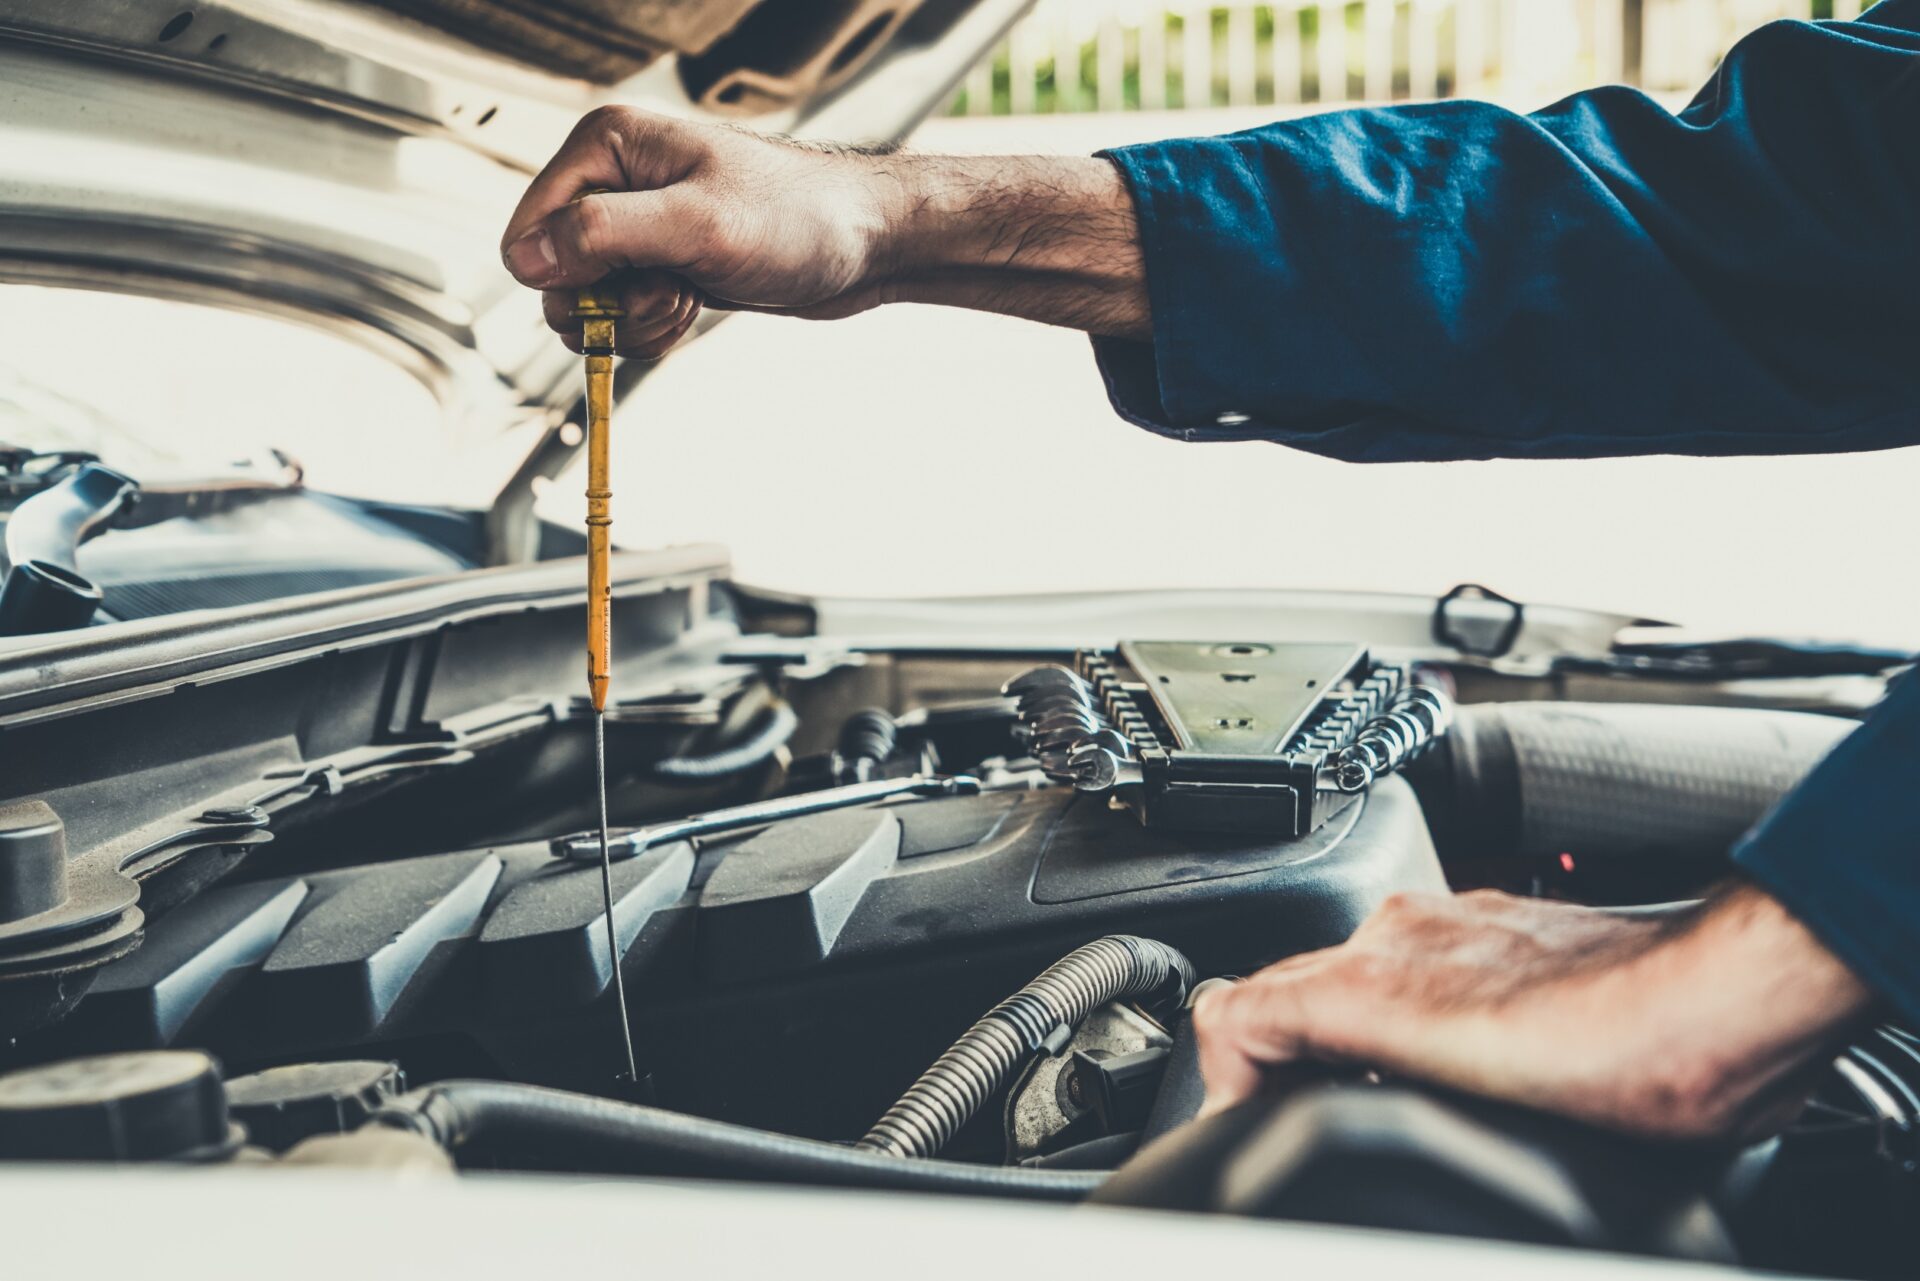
[367, 0, 765, 82]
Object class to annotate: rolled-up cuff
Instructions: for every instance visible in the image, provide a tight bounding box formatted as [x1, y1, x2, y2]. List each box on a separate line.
[1731, 673, 1920, 1027]
[1090, 140, 1285, 446]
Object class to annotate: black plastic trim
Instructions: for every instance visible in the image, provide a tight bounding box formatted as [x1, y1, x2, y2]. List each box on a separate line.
[0, 544, 729, 725]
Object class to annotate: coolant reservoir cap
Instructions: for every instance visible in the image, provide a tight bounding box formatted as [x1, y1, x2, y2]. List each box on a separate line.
[0, 1050, 242, 1161]
[224, 1060, 405, 1153]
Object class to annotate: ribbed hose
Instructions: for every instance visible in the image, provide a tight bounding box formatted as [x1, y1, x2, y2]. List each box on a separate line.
[1411, 702, 1857, 862]
[649, 701, 799, 781]
[858, 935, 1196, 1158]
[372, 1080, 1101, 1201]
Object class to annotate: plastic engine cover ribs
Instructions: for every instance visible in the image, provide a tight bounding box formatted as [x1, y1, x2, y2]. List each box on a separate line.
[47, 778, 1443, 1143]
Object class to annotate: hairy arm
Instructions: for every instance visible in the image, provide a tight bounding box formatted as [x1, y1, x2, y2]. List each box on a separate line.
[873, 154, 1149, 338]
[499, 110, 1147, 355]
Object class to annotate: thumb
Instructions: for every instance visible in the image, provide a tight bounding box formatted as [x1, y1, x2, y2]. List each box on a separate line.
[503, 188, 709, 290]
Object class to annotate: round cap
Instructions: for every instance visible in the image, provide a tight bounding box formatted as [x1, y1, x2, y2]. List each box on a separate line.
[0, 1050, 240, 1161]
[224, 1060, 405, 1153]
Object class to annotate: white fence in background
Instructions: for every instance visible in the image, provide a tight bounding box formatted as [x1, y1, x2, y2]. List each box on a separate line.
[949, 0, 1867, 114]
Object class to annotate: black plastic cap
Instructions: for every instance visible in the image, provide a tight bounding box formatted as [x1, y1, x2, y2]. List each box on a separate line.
[0, 1050, 240, 1161]
[0, 799, 68, 925]
[223, 1060, 406, 1153]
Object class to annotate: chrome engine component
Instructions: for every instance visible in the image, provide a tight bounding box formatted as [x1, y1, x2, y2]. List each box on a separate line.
[1004, 642, 1452, 836]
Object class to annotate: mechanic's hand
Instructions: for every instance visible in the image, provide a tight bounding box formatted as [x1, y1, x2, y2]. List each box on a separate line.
[1193, 883, 1873, 1141]
[501, 109, 893, 357]
[502, 107, 1150, 358]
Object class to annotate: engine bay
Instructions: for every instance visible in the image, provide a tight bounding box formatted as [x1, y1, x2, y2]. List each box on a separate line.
[0, 557, 1913, 1278]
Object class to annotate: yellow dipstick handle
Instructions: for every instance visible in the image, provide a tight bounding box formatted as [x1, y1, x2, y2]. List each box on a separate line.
[572, 193, 622, 712]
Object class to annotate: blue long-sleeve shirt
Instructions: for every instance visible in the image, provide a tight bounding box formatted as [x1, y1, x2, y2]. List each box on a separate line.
[1093, 3, 1920, 1019]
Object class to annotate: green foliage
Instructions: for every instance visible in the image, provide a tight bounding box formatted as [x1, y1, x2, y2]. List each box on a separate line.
[944, 0, 1818, 118]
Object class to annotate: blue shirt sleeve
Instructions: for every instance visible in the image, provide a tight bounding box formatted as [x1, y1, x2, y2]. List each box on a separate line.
[1089, 2, 1920, 1022]
[1092, 3, 1920, 462]
[1733, 673, 1920, 1026]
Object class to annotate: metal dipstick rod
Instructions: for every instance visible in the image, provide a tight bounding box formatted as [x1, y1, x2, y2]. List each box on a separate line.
[574, 255, 639, 1088]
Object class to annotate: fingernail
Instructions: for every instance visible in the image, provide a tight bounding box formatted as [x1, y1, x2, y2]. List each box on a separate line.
[505, 230, 558, 284]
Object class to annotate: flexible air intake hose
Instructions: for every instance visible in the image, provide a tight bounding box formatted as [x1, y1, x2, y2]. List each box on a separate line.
[648, 701, 799, 781]
[373, 1081, 1101, 1201]
[1411, 702, 1857, 862]
[858, 935, 1197, 1158]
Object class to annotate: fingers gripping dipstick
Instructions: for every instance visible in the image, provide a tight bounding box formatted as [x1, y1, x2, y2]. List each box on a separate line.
[570, 192, 640, 1091]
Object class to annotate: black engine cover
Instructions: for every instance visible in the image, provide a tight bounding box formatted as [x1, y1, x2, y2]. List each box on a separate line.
[51, 778, 1442, 1145]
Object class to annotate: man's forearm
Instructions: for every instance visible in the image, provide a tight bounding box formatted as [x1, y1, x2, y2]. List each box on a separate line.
[499, 110, 1152, 351]
[872, 155, 1150, 340]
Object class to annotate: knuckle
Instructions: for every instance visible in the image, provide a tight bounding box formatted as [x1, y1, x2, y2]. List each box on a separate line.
[620, 280, 670, 317]
[1188, 985, 1236, 1041]
[562, 196, 615, 266]
[1637, 1056, 1734, 1139]
[580, 103, 638, 136]
[1328, 949, 1386, 988]
[1376, 891, 1424, 920]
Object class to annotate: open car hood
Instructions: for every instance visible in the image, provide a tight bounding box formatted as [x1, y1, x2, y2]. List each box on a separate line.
[0, 0, 1026, 560]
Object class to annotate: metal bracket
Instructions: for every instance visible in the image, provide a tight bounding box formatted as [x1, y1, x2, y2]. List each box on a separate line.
[549, 774, 981, 863]
[1433, 582, 1525, 659]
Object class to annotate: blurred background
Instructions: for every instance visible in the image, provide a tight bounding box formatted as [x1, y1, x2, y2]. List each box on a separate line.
[561, 0, 1915, 644]
[11, 4, 1894, 642]
[939, 0, 1862, 116]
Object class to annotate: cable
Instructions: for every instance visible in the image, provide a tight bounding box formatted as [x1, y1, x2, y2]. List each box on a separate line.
[648, 701, 799, 782]
[859, 935, 1196, 1159]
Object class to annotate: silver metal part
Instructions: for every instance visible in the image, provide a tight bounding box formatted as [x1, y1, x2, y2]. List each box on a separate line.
[1066, 743, 1141, 793]
[1029, 720, 1102, 755]
[1003, 665, 1139, 793]
[1328, 686, 1453, 793]
[1005, 665, 1092, 700]
[549, 774, 983, 863]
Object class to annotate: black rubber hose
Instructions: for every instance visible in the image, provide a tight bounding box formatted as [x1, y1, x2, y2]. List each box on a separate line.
[373, 1081, 1102, 1201]
[0, 462, 137, 635]
[648, 701, 799, 781]
[859, 935, 1197, 1158]
[1410, 702, 1856, 862]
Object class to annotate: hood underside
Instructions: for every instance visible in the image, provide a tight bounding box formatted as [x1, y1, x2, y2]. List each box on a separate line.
[0, 0, 1026, 551]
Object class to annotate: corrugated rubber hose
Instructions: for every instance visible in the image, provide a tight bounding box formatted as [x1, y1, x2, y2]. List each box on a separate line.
[372, 1080, 1102, 1201]
[1412, 702, 1858, 861]
[858, 935, 1197, 1158]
